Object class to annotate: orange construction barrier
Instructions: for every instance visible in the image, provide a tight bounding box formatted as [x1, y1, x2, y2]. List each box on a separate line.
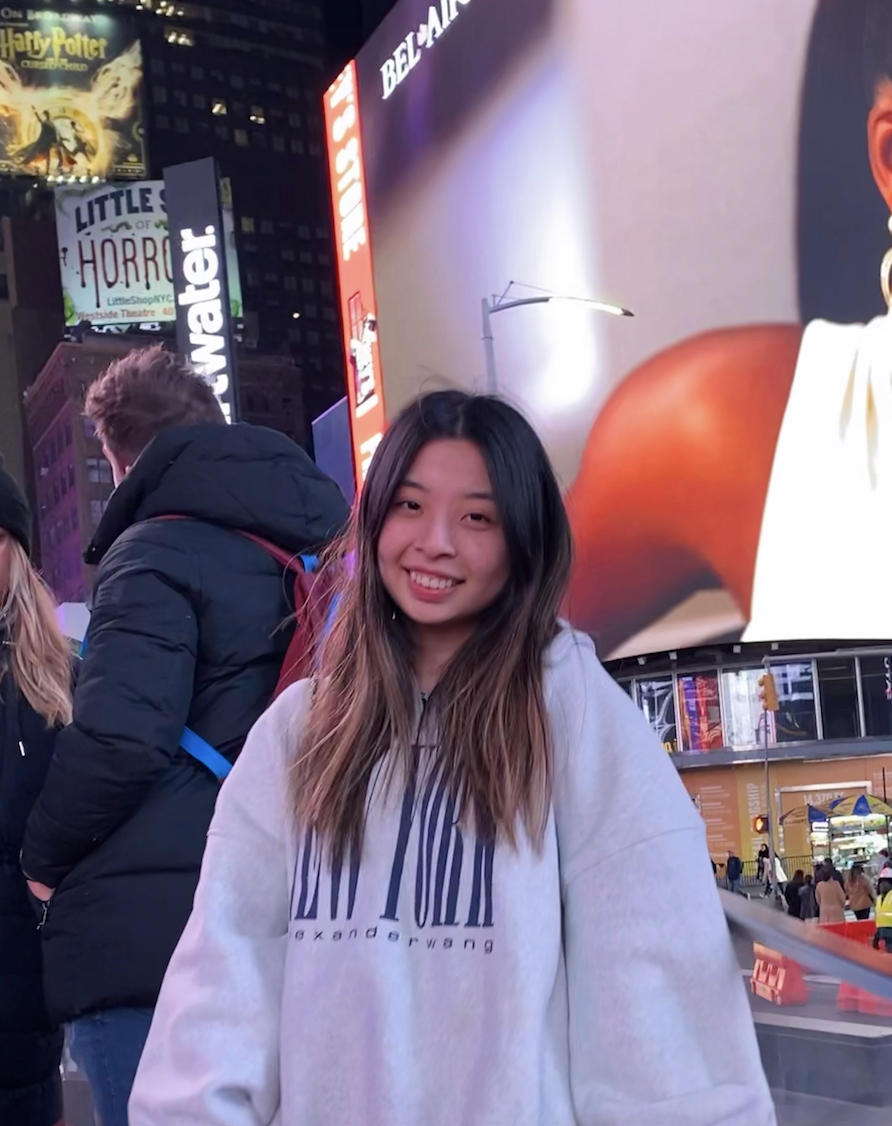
[751, 942, 809, 1006]
[820, 919, 892, 1016]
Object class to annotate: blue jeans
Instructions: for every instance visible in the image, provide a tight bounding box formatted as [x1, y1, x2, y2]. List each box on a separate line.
[728, 877, 742, 895]
[69, 1007, 153, 1126]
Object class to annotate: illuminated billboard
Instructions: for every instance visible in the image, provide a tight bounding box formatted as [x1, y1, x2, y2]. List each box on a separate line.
[338, 0, 892, 657]
[0, 10, 146, 181]
[55, 181, 173, 326]
[165, 157, 237, 424]
[55, 178, 242, 329]
[323, 61, 385, 488]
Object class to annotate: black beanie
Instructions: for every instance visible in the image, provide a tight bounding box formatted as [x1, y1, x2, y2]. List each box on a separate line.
[0, 456, 31, 558]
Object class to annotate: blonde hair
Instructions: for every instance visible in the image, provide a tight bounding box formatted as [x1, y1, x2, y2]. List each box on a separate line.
[1, 537, 72, 726]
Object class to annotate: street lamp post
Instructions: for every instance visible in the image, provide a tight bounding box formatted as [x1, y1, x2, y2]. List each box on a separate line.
[481, 287, 633, 393]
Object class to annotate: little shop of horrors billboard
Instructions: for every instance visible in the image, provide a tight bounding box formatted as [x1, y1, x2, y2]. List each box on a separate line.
[332, 0, 892, 659]
[0, 8, 146, 181]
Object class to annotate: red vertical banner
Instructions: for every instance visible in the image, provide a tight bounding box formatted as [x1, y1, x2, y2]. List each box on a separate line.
[323, 62, 386, 492]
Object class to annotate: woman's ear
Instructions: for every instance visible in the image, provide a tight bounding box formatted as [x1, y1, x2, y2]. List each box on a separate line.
[868, 79, 892, 214]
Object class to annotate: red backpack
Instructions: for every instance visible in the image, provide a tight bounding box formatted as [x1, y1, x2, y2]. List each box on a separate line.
[152, 518, 339, 779]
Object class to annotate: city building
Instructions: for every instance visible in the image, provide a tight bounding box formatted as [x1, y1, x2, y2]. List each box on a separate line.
[0, 213, 65, 504]
[24, 332, 307, 603]
[106, 0, 346, 428]
[610, 641, 892, 867]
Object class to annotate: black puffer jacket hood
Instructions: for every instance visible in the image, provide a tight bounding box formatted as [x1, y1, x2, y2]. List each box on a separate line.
[86, 422, 349, 565]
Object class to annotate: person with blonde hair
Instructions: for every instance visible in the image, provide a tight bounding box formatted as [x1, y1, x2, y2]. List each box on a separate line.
[0, 458, 71, 1126]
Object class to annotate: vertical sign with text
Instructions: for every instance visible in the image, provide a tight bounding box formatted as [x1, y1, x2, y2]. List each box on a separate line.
[164, 157, 237, 423]
[324, 61, 385, 490]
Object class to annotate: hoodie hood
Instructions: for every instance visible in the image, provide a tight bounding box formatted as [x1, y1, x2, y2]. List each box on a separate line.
[86, 423, 350, 565]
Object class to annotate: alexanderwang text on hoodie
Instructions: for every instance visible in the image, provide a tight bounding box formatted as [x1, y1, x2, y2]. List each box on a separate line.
[129, 628, 776, 1126]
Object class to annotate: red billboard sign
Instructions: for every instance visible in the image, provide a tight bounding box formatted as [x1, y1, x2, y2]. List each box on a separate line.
[323, 61, 385, 491]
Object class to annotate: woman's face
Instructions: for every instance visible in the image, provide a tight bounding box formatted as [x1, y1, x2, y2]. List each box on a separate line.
[0, 529, 11, 601]
[377, 438, 510, 641]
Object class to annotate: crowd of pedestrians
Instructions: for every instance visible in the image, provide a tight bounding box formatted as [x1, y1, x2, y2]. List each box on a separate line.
[4, 347, 779, 1125]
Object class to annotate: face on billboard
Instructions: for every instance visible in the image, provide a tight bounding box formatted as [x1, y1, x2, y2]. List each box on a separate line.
[0, 10, 146, 181]
[338, 0, 892, 658]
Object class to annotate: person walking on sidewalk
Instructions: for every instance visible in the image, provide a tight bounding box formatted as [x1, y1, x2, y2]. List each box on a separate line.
[784, 870, 805, 918]
[726, 849, 744, 895]
[798, 874, 817, 921]
[846, 863, 875, 921]
[20, 345, 349, 1126]
[815, 869, 846, 924]
[874, 869, 892, 953]
[0, 461, 70, 1126]
[129, 390, 775, 1126]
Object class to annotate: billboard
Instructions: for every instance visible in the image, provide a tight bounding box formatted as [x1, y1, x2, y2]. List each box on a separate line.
[339, 0, 892, 658]
[55, 178, 242, 328]
[55, 181, 173, 326]
[165, 157, 237, 423]
[0, 9, 146, 181]
[323, 61, 385, 488]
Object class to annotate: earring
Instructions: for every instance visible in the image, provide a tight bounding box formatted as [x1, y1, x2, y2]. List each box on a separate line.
[881, 216, 892, 310]
[391, 607, 397, 621]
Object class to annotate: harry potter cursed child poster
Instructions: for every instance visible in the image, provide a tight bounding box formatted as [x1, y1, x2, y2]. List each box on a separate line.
[0, 9, 146, 181]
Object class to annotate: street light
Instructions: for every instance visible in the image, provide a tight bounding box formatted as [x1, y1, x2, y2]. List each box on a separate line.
[481, 283, 633, 393]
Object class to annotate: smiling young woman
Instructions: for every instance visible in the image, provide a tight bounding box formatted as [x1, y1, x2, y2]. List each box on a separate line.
[130, 391, 775, 1126]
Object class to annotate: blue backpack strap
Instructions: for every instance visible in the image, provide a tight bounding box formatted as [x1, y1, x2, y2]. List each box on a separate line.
[180, 727, 232, 781]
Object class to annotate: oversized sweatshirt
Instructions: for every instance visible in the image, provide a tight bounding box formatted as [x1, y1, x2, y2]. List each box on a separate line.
[129, 628, 776, 1126]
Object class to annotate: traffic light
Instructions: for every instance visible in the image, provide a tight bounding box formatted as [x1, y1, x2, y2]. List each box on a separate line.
[758, 672, 779, 712]
[753, 815, 769, 834]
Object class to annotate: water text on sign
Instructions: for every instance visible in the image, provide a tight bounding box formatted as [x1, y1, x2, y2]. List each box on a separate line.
[380, 0, 472, 100]
[177, 225, 231, 423]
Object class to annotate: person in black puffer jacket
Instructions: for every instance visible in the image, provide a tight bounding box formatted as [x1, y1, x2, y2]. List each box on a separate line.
[21, 345, 349, 1126]
[0, 459, 71, 1126]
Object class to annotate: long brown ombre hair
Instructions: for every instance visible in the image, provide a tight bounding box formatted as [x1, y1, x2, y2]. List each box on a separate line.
[1, 536, 72, 727]
[292, 391, 573, 857]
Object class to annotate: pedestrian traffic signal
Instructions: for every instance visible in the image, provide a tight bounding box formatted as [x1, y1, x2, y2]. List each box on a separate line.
[758, 672, 779, 712]
[753, 815, 769, 834]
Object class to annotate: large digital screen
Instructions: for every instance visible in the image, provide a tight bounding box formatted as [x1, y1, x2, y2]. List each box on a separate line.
[0, 10, 146, 181]
[338, 0, 892, 657]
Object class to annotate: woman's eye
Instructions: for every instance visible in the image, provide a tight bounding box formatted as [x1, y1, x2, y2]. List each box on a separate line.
[466, 512, 491, 525]
[396, 499, 421, 512]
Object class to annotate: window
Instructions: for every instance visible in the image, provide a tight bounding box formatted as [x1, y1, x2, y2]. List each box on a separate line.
[172, 62, 186, 75]
[241, 216, 255, 234]
[860, 656, 892, 737]
[83, 417, 96, 440]
[287, 86, 300, 100]
[155, 114, 170, 129]
[212, 98, 228, 116]
[817, 658, 860, 740]
[231, 74, 245, 89]
[272, 135, 285, 153]
[308, 143, 322, 158]
[322, 307, 336, 323]
[299, 250, 312, 264]
[61, 472, 68, 497]
[676, 673, 723, 752]
[252, 132, 267, 150]
[288, 112, 302, 128]
[260, 219, 274, 235]
[720, 668, 764, 751]
[53, 480, 60, 507]
[191, 66, 205, 80]
[298, 225, 311, 240]
[284, 275, 297, 291]
[288, 325, 302, 343]
[304, 303, 318, 318]
[320, 280, 333, 298]
[173, 89, 188, 107]
[246, 268, 260, 287]
[281, 247, 295, 262]
[68, 465, 75, 489]
[290, 139, 305, 155]
[307, 329, 320, 345]
[317, 252, 330, 266]
[234, 129, 249, 147]
[193, 93, 207, 110]
[86, 458, 112, 485]
[90, 499, 106, 527]
[249, 105, 266, 125]
[302, 278, 316, 294]
[315, 226, 329, 240]
[772, 663, 818, 744]
[71, 506, 78, 530]
[214, 124, 229, 141]
[262, 271, 279, 283]
[175, 117, 190, 134]
[153, 86, 168, 105]
[151, 58, 166, 77]
[638, 679, 678, 753]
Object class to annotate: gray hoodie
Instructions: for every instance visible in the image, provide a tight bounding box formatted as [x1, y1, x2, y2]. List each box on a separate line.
[130, 629, 775, 1126]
